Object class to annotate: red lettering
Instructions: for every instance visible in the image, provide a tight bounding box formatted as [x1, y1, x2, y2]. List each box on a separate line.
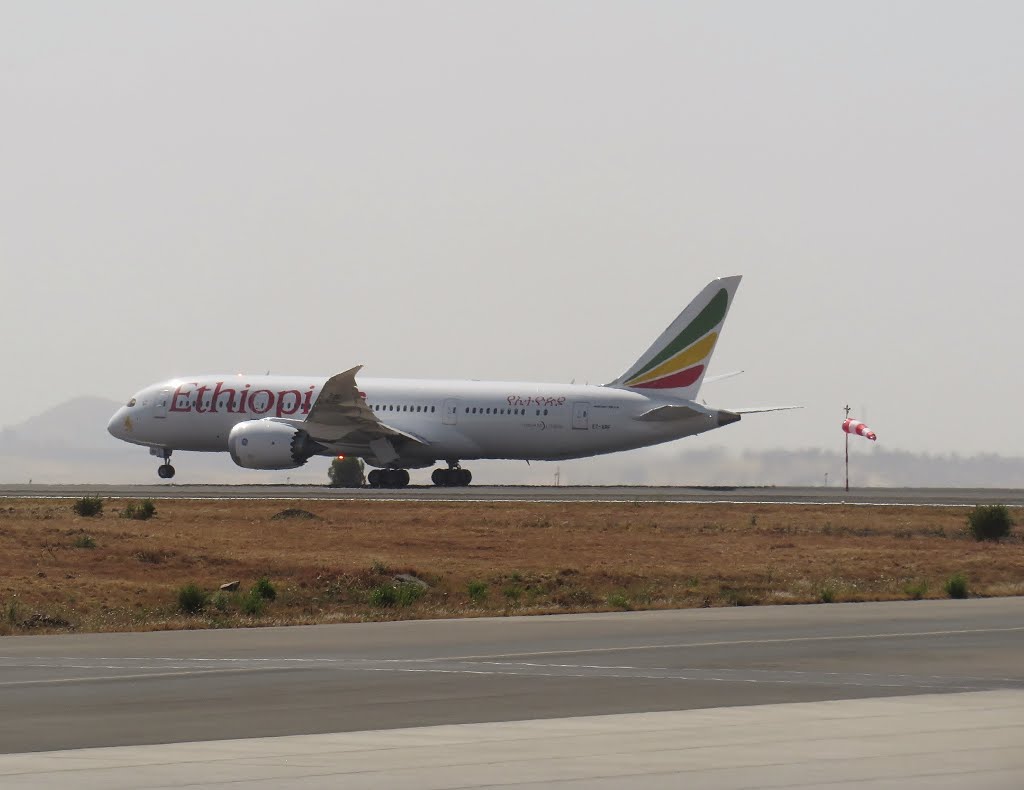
[249, 389, 274, 415]
[301, 386, 314, 414]
[238, 384, 251, 413]
[276, 389, 301, 417]
[210, 381, 237, 414]
[170, 384, 193, 412]
[194, 385, 210, 413]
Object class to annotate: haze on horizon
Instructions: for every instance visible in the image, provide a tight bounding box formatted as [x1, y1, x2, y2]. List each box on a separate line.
[2, 2, 1022, 465]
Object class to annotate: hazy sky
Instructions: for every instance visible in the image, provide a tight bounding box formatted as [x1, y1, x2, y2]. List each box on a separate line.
[3, 1, 1022, 458]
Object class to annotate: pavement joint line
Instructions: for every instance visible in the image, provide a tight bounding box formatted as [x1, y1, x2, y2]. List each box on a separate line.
[0, 667, 297, 687]
[422, 624, 1024, 660]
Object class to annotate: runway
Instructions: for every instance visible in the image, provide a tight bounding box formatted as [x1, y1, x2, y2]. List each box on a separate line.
[2, 483, 1022, 506]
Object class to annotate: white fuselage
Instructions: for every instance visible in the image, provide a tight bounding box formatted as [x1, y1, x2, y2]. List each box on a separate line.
[107, 374, 731, 465]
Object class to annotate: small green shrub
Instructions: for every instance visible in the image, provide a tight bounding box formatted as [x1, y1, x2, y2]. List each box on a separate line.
[819, 584, 837, 603]
[121, 500, 157, 520]
[241, 590, 265, 616]
[328, 456, 366, 487]
[369, 584, 398, 607]
[252, 577, 277, 601]
[607, 592, 631, 610]
[73, 534, 96, 549]
[210, 591, 231, 613]
[394, 583, 423, 607]
[467, 580, 488, 604]
[944, 573, 969, 599]
[370, 559, 390, 575]
[904, 580, 928, 600]
[72, 496, 103, 517]
[177, 583, 207, 614]
[967, 505, 1013, 542]
[503, 586, 522, 604]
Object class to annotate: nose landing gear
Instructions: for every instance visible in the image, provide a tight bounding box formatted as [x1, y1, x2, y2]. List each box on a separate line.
[153, 448, 175, 479]
[431, 461, 472, 487]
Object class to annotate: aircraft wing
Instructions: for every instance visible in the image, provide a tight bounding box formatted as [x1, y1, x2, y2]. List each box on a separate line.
[279, 366, 428, 448]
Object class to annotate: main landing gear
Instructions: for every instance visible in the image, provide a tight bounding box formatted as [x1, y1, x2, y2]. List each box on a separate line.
[367, 468, 410, 489]
[431, 461, 472, 487]
[154, 448, 175, 479]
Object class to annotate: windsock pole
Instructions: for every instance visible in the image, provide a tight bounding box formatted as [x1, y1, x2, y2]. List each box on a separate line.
[844, 404, 850, 492]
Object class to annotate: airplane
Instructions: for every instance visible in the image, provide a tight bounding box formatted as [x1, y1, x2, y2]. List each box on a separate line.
[107, 275, 793, 487]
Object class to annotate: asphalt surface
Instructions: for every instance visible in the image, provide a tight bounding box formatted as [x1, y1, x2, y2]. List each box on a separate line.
[1, 598, 1022, 754]
[2, 484, 1022, 505]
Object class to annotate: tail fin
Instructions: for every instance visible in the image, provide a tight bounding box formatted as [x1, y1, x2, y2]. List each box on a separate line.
[607, 275, 742, 400]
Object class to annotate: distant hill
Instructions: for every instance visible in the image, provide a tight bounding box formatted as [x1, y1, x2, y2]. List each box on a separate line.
[1, 398, 1022, 487]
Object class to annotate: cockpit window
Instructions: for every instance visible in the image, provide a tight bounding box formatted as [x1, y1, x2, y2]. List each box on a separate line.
[126, 398, 136, 407]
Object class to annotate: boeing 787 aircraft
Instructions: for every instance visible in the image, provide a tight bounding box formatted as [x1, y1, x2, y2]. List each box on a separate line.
[108, 275, 790, 487]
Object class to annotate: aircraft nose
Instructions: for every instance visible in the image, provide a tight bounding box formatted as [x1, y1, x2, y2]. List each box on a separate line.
[107, 409, 126, 439]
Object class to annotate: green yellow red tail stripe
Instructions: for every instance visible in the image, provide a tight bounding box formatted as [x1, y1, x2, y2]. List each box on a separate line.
[624, 287, 729, 390]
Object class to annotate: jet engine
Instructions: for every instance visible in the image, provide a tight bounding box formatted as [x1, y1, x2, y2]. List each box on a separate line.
[227, 420, 323, 470]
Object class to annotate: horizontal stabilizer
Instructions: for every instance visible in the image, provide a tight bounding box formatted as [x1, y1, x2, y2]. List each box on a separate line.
[635, 405, 707, 422]
[703, 370, 744, 385]
[728, 406, 803, 414]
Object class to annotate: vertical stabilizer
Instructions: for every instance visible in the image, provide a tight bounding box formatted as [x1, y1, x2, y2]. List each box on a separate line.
[607, 275, 742, 400]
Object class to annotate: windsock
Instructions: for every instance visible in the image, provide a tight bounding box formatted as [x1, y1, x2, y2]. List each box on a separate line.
[842, 418, 876, 441]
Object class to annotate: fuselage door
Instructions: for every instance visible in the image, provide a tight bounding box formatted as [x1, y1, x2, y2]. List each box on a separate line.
[572, 402, 590, 430]
[154, 388, 170, 419]
[443, 398, 459, 426]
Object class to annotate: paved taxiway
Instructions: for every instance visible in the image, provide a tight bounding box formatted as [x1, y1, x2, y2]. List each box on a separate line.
[2, 599, 1022, 755]
[2, 484, 1022, 505]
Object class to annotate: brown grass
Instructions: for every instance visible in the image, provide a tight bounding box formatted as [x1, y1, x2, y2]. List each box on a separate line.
[0, 498, 1021, 634]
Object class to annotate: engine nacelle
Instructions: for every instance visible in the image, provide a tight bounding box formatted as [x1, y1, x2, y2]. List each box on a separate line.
[227, 420, 322, 470]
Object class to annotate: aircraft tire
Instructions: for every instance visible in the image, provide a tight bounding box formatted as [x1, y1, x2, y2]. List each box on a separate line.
[458, 469, 472, 486]
[367, 469, 381, 488]
[397, 469, 410, 488]
[431, 469, 447, 486]
[158, 464, 175, 480]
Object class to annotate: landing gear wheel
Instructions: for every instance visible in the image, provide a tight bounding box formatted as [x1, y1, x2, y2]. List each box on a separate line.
[431, 466, 471, 487]
[369, 469, 409, 489]
[157, 464, 175, 480]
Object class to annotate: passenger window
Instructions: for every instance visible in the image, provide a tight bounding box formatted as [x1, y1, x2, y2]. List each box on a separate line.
[543, 409, 548, 415]
[431, 406, 435, 413]
[465, 407, 469, 413]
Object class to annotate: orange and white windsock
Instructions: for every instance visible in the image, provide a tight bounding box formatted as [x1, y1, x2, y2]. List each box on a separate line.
[842, 418, 876, 441]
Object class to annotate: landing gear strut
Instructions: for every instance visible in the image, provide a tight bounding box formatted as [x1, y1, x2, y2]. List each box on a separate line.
[154, 448, 175, 480]
[431, 461, 472, 487]
[367, 468, 410, 489]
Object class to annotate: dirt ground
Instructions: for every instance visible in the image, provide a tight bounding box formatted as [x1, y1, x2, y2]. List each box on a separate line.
[1, 498, 1021, 633]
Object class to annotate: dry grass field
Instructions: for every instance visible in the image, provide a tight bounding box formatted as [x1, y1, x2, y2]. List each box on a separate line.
[1, 497, 1021, 634]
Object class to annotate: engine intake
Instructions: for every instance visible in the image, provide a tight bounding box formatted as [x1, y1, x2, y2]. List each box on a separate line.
[228, 420, 323, 470]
